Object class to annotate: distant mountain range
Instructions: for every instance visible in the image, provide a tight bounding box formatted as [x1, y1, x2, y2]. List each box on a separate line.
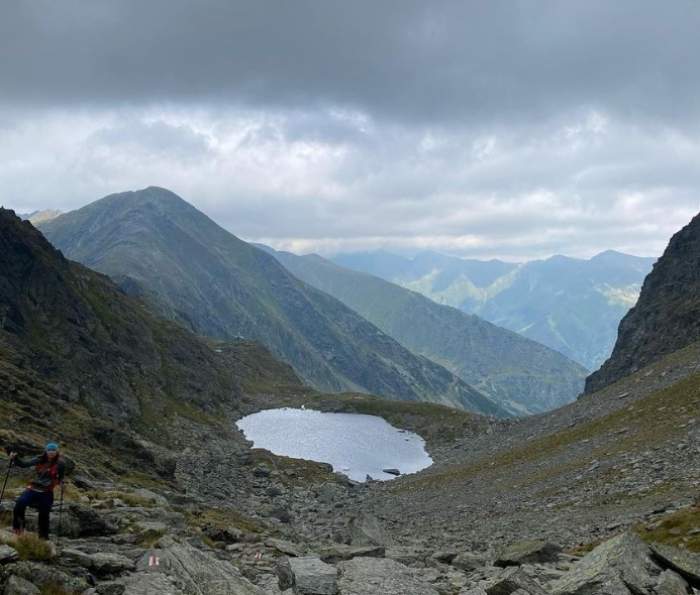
[18, 209, 62, 225]
[333, 249, 656, 370]
[40, 187, 504, 416]
[587, 211, 700, 392]
[262, 247, 588, 415]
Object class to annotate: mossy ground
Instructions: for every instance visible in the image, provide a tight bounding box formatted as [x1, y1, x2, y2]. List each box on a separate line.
[400, 368, 700, 492]
[636, 505, 700, 552]
[186, 506, 264, 535]
[0, 532, 54, 561]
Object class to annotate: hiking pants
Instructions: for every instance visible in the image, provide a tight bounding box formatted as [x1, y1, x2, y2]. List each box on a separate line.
[13, 489, 54, 539]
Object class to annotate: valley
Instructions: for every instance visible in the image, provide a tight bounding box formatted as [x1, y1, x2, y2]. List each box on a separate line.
[0, 204, 698, 594]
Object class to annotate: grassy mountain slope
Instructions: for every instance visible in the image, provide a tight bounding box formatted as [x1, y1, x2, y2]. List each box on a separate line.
[333, 249, 655, 370]
[265, 247, 588, 415]
[367, 337, 700, 551]
[0, 206, 269, 486]
[41, 187, 504, 416]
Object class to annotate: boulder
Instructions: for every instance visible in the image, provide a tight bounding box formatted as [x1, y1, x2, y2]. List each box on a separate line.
[382, 469, 401, 476]
[384, 546, 427, 566]
[431, 550, 458, 564]
[550, 532, 660, 595]
[655, 569, 691, 595]
[316, 483, 344, 504]
[0, 544, 19, 564]
[651, 543, 700, 588]
[50, 503, 117, 537]
[347, 513, 393, 546]
[126, 537, 264, 594]
[452, 552, 488, 572]
[318, 544, 385, 564]
[276, 556, 338, 594]
[485, 567, 549, 595]
[9, 561, 88, 593]
[130, 488, 168, 507]
[61, 549, 135, 576]
[495, 540, 562, 567]
[3, 575, 40, 595]
[203, 525, 244, 544]
[118, 573, 182, 595]
[71, 474, 99, 491]
[337, 557, 439, 595]
[266, 538, 306, 557]
[95, 583, 127, 595]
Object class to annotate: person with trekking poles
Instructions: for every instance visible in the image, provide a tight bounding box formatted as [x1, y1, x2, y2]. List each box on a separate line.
[8, 443, 65, 540]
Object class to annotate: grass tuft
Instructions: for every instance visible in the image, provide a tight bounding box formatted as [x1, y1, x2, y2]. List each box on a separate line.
[12, 532, 55, 561]
[636, 505, 700, 552]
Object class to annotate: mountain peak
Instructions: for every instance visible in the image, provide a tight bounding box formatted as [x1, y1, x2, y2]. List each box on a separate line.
[0, 208, 64, 267]
[42, 191, 505, 416]
[106, 186, 188, 208]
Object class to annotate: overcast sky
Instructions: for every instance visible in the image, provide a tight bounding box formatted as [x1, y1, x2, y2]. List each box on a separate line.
[1, 1, 699, 260]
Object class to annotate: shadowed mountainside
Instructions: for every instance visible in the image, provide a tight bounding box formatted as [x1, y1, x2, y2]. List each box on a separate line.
[40, 187, 504, 416]
[587, 211, 700, 393]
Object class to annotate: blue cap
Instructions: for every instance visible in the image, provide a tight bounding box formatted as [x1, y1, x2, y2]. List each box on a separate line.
[45, 442, 59, 452]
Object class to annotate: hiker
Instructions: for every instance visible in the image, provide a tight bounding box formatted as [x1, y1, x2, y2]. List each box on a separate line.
[9, 443, 65, 539]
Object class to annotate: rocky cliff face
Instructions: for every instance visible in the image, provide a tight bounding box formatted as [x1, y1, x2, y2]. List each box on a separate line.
[586, 212, 700, 393]
[0, 207, 247, 424]
[41, 187, 504, 416]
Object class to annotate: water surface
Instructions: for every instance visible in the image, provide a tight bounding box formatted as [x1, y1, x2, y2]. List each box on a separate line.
[236, 408, 432, 481]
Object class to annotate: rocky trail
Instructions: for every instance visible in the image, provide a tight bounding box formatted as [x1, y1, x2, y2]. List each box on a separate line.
[1, 339, 698, 595]
[0, 207, 699, 593]
[0, 458, 698, 594]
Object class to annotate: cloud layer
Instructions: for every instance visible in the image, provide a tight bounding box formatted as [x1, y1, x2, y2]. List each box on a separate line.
[1, 1, 699, 259]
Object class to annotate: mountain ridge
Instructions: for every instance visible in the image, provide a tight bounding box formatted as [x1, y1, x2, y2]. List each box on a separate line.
[40, 187, 505, 416]
[264, 245, 589, 415]
[332, 248, 656, 369]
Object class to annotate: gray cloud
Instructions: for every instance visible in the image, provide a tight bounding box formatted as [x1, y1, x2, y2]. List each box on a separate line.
[2, 1, 700, 127]
[1, 2, 699, 260]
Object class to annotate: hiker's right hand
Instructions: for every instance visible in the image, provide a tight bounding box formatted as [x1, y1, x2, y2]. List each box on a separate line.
[9, 451, 16, 460]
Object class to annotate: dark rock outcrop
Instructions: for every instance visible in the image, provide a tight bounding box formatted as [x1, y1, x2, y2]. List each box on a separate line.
[587, 212, 700, 393]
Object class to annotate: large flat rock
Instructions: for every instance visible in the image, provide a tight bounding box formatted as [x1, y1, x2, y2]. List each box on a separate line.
[651, 542, 700, 588]
[495, 540, 562, 567]
[551, 533, 661, 595]
[337, 557, 439, 595]
[277, 556, 338, 594]
[123, 537, 264, 595]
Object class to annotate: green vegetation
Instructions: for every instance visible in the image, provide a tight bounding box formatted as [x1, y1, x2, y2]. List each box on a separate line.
[96, 491, 157, 508]
[41, 187, 504, 416]
[270, 247, 589, 415]
[331, 248, 654, 372]
[636, 505, 700, 552]
[401, 362, 700, 491]
[186, 507, 264, 535]
[11, 533, 55, 561]
[134, 527, 167, 548]
[39, 584, 79, 595]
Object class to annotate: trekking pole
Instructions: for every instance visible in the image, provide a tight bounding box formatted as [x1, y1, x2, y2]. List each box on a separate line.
[57, 481, 65, 546]
[0, 455, 13, 506]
